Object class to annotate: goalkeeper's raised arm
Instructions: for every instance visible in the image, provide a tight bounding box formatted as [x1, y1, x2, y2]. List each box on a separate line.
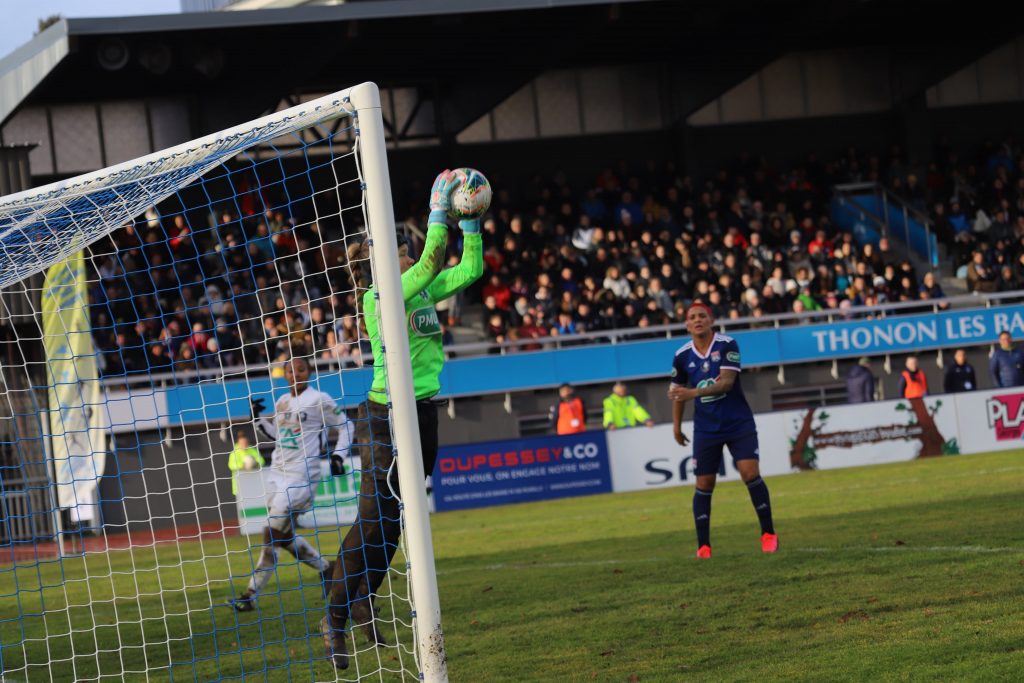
[356, 169, 484, 405]
[323, 168, 486, 670]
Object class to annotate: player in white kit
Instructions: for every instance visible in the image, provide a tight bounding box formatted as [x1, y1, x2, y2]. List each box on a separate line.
[229, 356, 348, 612]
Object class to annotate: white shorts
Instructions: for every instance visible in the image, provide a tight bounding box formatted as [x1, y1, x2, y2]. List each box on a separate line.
[264, 470, 318, 520]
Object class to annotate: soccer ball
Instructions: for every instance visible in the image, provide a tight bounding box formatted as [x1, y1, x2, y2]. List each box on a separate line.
[243, 455, 259, 471]
[448, 168, 492, 220]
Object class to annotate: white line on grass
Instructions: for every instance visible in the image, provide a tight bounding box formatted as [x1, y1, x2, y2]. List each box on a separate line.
[439, 546, 1024, 575]
[438, 557, 665, 575]
[794, 545, 1024, 554]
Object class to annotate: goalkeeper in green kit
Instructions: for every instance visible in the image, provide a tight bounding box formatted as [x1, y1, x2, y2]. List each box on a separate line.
[322, 169, 485, 669]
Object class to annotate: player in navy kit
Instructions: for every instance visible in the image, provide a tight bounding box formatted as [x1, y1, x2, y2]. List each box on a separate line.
[668, 302, 778, 558]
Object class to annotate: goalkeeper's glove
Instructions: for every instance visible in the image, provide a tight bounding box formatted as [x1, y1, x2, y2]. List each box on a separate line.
[329, 453, 348, 477]
[458, 218, 481, 234]
[250, 397, 266, 419]
[427, 169, 459, 226]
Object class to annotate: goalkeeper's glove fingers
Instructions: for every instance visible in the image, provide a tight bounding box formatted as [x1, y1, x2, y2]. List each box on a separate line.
[250, 397, 266, 417]
[458, 218, 481, 234]
[428, 169, 459, 213]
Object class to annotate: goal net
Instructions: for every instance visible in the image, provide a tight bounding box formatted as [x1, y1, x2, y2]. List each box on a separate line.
[0, 83, 445, 682]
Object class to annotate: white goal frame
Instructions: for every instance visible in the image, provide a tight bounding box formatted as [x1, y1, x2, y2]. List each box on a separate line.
[0, 81, 448, 682]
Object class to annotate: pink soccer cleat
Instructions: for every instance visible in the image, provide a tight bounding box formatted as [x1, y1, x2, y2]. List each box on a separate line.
[696, 545, 712, 559]
[761, 533, 779, 553]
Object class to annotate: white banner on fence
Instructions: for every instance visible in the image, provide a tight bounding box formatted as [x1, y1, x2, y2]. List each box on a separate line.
[784, 395, 961, 470]
[953, 387, 1024, 454]
[606, 415, 792, 493]
[218, 387, 1024, 524]
[607, 393, 970, 494]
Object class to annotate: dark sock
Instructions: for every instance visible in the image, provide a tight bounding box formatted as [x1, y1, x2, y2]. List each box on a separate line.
[693, 487, 713, 547]
[745, 476, 775, 535]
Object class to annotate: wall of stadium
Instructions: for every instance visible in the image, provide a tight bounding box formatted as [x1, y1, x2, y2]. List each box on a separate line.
[100, 384, 1024, 530]
[433, 387, 1023, 513]
[100, 303, 1024, 436]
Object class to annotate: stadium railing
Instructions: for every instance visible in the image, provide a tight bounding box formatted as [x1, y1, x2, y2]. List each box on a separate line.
[833, 181, 939, 268]
[100, 289, 1024, 391]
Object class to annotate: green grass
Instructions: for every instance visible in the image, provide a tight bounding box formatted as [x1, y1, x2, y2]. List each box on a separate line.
[2, 450, 1024, 681]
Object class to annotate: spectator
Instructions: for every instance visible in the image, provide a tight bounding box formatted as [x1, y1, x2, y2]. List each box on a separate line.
[846, 357, 876, 403]
[796, 286, 822, 312]
[550, 312, 578, 337]
[989, 330, 1024, 388]
[482, 274, 512, 311]
[898, 355, 928, 398]
[966, 251, 997, 292]
[603, 265, 630, 299]
[918, 272, 948, 308]
[943, 348, 977, 393]
[485, 314, 507, 350]
[877, 237, 899, 268]
[602, 382, 654, 430]
[549, 383, 587, 435]
[440, 322, 455, 348]
[227, 433, 264, 496]
[997, 265, 1020, 292]
[149, 343, 172, 372]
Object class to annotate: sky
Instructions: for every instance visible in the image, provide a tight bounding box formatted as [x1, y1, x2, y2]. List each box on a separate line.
[0, 0, 182, 62]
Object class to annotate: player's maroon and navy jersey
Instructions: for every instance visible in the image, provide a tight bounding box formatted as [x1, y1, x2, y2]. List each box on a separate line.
[671, 333, 755, 437]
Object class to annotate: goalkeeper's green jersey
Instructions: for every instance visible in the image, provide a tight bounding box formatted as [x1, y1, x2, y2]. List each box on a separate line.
[364, 223, 483, 404]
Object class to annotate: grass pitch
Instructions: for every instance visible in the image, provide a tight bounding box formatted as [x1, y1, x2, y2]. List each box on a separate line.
[2, 450, 1022, 681]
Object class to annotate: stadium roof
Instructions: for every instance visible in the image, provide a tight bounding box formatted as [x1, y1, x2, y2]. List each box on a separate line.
[0, 0, 657, 125]
[3, 0, 1022, 149]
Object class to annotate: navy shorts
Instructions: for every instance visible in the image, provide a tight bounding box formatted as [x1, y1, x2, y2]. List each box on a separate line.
[692, 431, 759, 477]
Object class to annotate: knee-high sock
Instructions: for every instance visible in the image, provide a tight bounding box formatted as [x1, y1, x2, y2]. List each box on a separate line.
[693, 487, 713, 547]
[246, 546, 278, 595]
[285, 535, 330, 571]
[745, 476, 775, 535]
[329, 485, 402, 627]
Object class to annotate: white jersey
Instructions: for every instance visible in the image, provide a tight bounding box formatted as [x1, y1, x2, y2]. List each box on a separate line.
[331, 412, 355, 460]
[257, 387, 346, 481]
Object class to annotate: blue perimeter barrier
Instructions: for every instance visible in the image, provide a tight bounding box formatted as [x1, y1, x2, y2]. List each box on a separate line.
[123, 304, 1024, 429]
[432, 431, 612, 511]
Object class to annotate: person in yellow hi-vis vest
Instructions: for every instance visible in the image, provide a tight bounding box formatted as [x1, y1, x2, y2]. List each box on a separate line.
[603, 382, 655, 430]
[227, 432, 265, 495]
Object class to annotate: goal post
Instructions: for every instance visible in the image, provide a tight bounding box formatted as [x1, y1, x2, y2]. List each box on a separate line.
[352, 83, 448, 682]
[0, 81, 447, 682]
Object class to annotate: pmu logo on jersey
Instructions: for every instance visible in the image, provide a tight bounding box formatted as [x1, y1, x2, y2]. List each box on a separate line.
[409, 306, 441, 337]
[985, 392, 1024, 440]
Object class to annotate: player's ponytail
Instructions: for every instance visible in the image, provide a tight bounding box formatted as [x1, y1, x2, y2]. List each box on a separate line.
[346, 239, 372, 290]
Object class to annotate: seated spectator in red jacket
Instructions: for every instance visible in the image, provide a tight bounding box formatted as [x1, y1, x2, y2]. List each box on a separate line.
[483, 245, 504, 274]
[517, 314, 548, 352]
[807, 229, 833, 258]
[482, 274, 511, 311]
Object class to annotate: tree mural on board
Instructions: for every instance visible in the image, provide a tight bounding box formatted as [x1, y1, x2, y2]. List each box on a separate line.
[789, 398, 959, 469]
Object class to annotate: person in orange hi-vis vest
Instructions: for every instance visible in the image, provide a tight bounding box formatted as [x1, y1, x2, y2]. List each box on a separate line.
[899, 355, 928, 398]
[550, 383, 587, 434]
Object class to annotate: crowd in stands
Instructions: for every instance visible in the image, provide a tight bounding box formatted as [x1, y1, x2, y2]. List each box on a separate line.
[924, 137, 1024, 293]
[89, 137, 1024, 378]
[467, 147, 971, 349]
[89, 201, 372, 378]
